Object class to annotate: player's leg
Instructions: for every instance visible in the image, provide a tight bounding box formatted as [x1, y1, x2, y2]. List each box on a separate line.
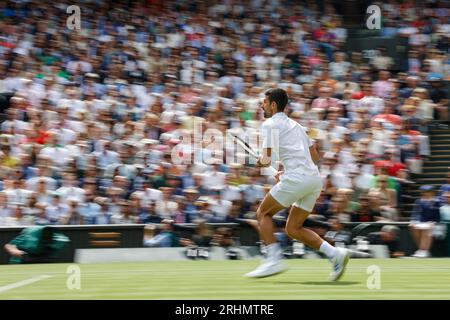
[285, 176, 328, 251]
[287, 183, 350, 281]
[285, 206, 324, 250]
[245, 193, 288, 278]
[256, 192, 286, 247]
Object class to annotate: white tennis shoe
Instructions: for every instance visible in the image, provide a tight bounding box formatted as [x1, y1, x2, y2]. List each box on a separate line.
[245, 260, 288, 278]
[330, 247, 350, 281]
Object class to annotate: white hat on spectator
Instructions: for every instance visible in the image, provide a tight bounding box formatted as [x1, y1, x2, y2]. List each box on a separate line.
[191, 162, 208, 173]
[229, 163, 243, 170]
[160, 133, 174, 142]
[140, 138, 158, 146]
[342, 128, 351, 135]
[134, 164, 145, 170]
[245, 120, 259, 129]
[67, 197, 79, 204]
[324, 151, 336, 159]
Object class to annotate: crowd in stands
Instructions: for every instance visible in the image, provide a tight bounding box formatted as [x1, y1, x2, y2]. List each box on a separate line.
[0, 0, 449, 257]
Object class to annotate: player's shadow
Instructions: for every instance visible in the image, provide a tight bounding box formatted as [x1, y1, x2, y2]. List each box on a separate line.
[274, 281, 360, 286]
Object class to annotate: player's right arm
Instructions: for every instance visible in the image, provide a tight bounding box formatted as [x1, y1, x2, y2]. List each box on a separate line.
[256, 147, 272, 167]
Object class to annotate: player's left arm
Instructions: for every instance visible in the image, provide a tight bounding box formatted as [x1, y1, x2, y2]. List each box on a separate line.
[309, 144, 320, 165]
[258, 121, 274, 168]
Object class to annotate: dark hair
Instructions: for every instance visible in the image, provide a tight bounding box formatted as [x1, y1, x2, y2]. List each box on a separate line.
[265, 88, 288, 112]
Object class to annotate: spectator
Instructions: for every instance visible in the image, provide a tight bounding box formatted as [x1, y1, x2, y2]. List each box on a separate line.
[351, 194, 376, 222]
[373, 150, 406, 178]
[55, 173, 85, 204]
[94, 140, 120, 171]
[329, 52, 350, 80]
[0, 144, 20, 168]
[367, 225, 404, 258]
[427, 74, 449, 123]
[180, 220, 214, 248]
[5, 205, 34, 226]
[312, 86, 340, 111]
[143, 219, 179, 247]
[46, 194, 69, 224]
[440, 192, 450, 223]
[371, 47, 394, 71]
[221, 175, 242, 202]
[369, 174, 398, 220]
[225, 200, 245, 223]
[360, 83, 385, 116]
[400, 76, 420, 99]
[407, 50, 421, 75]
[409, 185, 441, 258]
[112, 201, 139, 224]
[0, 192, 12, 222]
[35, 180, 52, 205]
[323, 216, 352, 247]
[325, 196, 351, 222]
[212, 227, 236, 249]
[24, 193, 42, 218]
[34, 204, 51, 226]
[140, 202, 162, 224]
[367, 192, 385, 222]
[334, 73, 360, 97]
[92, 197, 113, 225]
[4, 179, 32, 206]
[311, 191, 330, 218]
[155, 187, 178, 220]
[173, 195, 189, 224]
[26, 167, 57, 192]
[59, 199, 85, 225]
[373, 70, 394, 99]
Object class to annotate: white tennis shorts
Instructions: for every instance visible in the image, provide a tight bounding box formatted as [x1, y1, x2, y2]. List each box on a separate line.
[270, 172, 323, 212]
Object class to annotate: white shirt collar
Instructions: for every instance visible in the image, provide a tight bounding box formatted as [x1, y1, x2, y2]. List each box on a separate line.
[272, 112, 286, 119]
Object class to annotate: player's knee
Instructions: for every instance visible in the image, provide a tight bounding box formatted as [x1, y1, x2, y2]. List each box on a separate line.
[256, 210, 264, 222]
[285, 225, 294, 238]
[285, 223, 299, 239]
[256, 208, 269, 222]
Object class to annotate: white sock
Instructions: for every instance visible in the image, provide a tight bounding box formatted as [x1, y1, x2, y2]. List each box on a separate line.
[319, 241, 337, 259]
[266, 243, 282, 262]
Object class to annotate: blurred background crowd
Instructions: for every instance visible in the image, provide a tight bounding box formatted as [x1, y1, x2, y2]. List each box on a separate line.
[0, 0, 449, 256]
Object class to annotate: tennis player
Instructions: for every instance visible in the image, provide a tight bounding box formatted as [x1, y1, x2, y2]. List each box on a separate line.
[245, 88, 349, 280]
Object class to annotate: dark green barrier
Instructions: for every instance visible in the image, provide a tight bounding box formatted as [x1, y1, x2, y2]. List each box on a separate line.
[0, 225, 145, 264]
[0, 223, 253, 264]
[0, 222, 447, 264]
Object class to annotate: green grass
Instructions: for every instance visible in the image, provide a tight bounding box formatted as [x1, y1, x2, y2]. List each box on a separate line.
[0, 259, 449, 299]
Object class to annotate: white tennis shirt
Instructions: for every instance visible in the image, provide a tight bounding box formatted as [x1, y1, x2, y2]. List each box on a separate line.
[261, 112, 319, 176]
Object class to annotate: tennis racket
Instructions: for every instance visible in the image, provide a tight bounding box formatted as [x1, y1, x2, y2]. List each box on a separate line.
[227, 132, 279, 177]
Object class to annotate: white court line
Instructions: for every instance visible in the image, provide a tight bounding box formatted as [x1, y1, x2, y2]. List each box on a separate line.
[0, 275, 52, 294]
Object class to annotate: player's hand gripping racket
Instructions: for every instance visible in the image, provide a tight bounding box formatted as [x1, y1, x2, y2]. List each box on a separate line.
[227, 132, 278, 177]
